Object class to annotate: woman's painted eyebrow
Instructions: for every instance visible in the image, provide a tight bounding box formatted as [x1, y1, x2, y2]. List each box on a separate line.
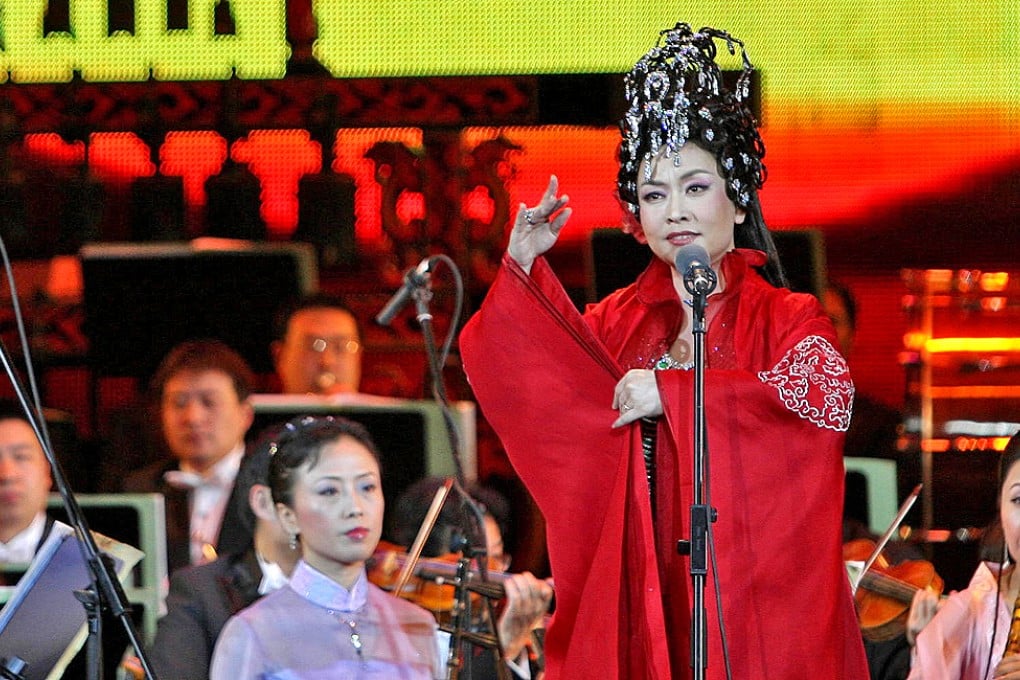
[639, 168, 713, 186]
[311, 471, 379, 482]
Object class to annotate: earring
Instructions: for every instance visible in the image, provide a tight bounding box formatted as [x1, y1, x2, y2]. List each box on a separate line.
[289, 533, 299, 551]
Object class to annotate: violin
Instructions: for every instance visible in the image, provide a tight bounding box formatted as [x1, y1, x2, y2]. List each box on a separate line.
[368, 541, 510, 615]
[843, 538, 944, 642]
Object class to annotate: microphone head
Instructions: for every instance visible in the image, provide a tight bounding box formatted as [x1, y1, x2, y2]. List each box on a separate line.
[406, 256, 434, 285]
[675, 243, 711, 274]
[314, 371, 337, 393]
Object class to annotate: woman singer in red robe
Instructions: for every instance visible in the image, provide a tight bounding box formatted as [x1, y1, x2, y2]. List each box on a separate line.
[459, 22, 868, 680]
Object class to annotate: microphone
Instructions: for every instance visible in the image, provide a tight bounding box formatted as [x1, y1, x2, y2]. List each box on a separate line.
[375, 257, 432, 326]
[675, 244, 717, 296]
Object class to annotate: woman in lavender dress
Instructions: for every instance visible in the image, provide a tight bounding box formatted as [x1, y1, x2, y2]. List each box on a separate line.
[211, 416, 445, 679]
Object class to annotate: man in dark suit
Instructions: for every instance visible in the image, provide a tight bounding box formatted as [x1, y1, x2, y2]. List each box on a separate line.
[141, 424, 298, 679]
[0, 401, 55, 569]
[123, 340, 255, 574]
[0, 400, 139, 678]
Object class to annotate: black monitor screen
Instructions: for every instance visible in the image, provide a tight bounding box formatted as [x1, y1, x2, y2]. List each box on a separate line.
[80, 243, 316, 380]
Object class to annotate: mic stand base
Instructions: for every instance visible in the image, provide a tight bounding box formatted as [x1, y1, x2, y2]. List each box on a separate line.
[73, 586, 103, 680]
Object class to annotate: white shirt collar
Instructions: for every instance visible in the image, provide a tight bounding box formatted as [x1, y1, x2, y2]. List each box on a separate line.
[165, 443, 245, 490]
[256, 552, 290, 595]
[178, 444, 245, 565]
[200, 443, 245, 483]
[0, 512, 48, 564]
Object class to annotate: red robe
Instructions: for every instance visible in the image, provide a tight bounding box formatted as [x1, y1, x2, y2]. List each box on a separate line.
[459, 249, 868, 680]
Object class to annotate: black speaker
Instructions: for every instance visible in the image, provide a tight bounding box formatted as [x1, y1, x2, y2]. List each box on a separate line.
[0, 178, 30, 257]
[204, 163, 266, 240]
[295, 172, 356, 268]
[586, 228, 653, 302]
[130, 175, 185, 241]
[773, 229, 827, 298]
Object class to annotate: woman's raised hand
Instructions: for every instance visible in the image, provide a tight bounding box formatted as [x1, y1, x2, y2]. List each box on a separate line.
[507, 175, 571, 274]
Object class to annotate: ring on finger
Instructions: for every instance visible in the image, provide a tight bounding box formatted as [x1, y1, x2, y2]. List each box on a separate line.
[523, 208, 537, 225]
[621, 403, 633, 411]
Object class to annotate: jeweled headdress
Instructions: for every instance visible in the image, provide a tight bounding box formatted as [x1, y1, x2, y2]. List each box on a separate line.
[617, 23, 766, 217]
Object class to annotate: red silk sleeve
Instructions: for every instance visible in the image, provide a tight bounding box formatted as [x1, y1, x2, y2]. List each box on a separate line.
[461, 255, 671, 679]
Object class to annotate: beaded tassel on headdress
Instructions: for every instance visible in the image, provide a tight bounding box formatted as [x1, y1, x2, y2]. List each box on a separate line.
[618, 23, 766, 215]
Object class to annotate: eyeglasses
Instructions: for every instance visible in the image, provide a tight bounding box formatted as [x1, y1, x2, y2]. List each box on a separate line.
[300, 335, 361, 355]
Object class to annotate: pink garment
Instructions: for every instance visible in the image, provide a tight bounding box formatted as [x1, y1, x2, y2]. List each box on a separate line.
[909, 562, 1012, 680]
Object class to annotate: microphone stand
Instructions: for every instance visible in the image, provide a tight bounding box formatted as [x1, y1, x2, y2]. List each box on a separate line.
[680, 274, 716, 680]
[442, 524, 508, 680]
[385, 255, 502, 678]
[409, 255, 467, 483]
[391, 479, 507, 680]
[0, 339, 158, 680]
[414, 272, 506, 678]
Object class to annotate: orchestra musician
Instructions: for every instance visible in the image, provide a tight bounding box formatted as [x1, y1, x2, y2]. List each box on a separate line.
[909, 432, 1020, 679]
[384, 476, 553, 679]
[210, 416, 444, 678]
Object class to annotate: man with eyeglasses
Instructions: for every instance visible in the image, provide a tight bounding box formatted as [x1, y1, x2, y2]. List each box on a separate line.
[271, 293, 363, 396]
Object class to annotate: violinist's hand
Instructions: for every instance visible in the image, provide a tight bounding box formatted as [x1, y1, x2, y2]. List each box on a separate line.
[498, 572, 553, 662]
[613, 369, 663, 428]
[993, 652, 1020, 679]
[507, 175, 571, 275]
[906, 588, 943, 646]
[119, 654, 144, 680]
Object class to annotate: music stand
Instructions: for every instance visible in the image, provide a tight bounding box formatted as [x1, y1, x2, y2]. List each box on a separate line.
[0, 524, 143, 680]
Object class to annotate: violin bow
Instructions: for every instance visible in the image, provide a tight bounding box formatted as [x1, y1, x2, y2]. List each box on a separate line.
[851, 483, 923, 595]
[392, 478, 454, 600]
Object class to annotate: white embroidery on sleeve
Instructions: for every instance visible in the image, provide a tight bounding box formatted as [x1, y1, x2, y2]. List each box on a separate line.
[757, 335, 854, 431]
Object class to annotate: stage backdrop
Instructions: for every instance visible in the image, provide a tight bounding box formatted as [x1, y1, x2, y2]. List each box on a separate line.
[2, 0, 1018, 417]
